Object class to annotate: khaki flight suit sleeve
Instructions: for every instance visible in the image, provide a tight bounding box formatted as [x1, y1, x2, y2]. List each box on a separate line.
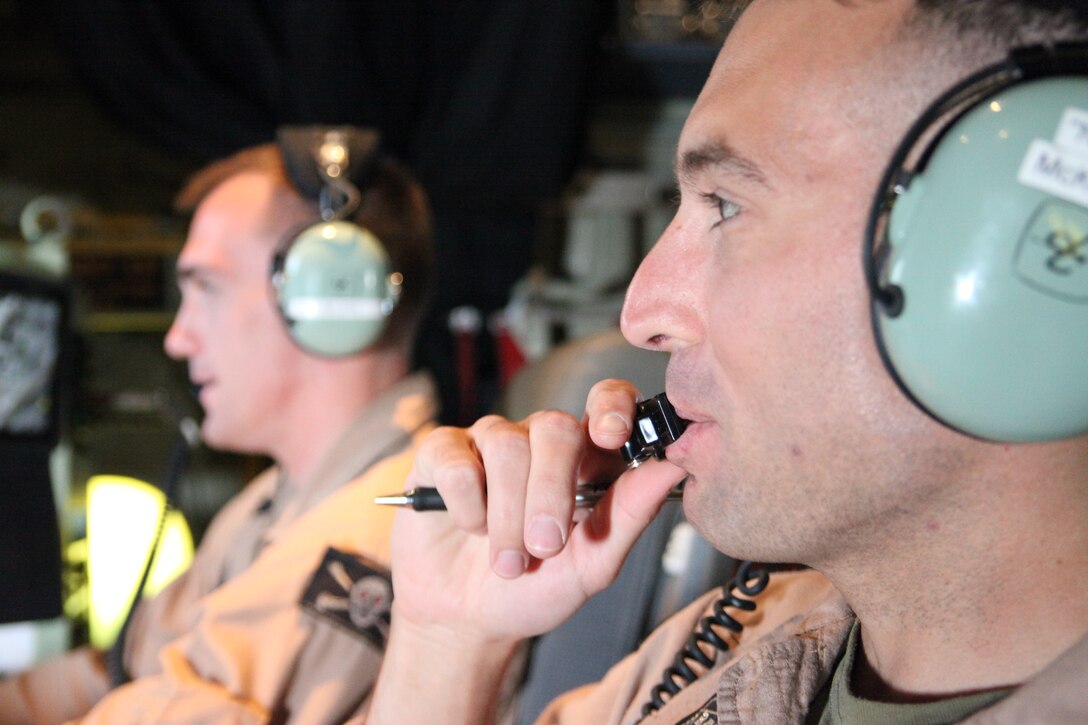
[0, 473, 272, 725]
[68, 452, 408, 725]
[0, 646, 110, 725]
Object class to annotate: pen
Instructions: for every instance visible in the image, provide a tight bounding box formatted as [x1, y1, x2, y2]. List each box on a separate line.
[375, 479, 687, 511]
[377, 392, 690, 512]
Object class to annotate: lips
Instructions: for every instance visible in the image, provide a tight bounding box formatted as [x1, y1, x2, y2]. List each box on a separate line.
[188, 367, 211, 394]
[666, 419, 700, 460]
[659, 396, 707, 466]
[190, 378, 213, 407]
[661, 397, 702, 433]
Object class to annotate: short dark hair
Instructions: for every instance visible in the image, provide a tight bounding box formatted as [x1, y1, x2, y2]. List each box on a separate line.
[725, 1, 1088, 45]
[908, 0, 1088, 50]
[174, 144, 434, 352]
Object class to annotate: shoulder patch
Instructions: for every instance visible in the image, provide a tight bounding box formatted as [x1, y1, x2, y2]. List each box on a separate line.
[300, 547, 392, 649]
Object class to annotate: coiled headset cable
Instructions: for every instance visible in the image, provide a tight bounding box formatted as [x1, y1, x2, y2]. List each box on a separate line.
[639, 560, 770, 719]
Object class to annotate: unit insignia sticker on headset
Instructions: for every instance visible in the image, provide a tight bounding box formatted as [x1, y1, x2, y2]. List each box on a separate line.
[1014, 201, 1088, 300]
[1015, 106, 1088, 301]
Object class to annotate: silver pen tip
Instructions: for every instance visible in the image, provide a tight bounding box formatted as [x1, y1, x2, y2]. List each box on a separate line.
[374, 494, 410, 506]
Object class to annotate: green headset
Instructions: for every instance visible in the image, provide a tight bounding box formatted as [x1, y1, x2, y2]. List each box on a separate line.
[270, 126, 402, 357]
[866, 43, 1088, 442]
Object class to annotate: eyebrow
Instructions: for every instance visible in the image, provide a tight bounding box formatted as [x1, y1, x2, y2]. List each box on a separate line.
[175, 265, 203, 283]
[175, 263, 221, 286]
[676, 139, 771, 190]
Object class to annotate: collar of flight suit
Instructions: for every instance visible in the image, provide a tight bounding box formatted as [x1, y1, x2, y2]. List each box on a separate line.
[263, 371, 438, 546]
[709, 581, 1088, 725]
[711, 579, 853, 724]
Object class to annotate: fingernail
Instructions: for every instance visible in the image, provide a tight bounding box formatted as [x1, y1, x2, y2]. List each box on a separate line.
[494, 549, 527, 578]
[595, 412, 630, 438]
[527, 516, 565, 555]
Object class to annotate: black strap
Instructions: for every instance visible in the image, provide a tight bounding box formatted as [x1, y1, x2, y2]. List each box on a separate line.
[105, 426, 194, 687]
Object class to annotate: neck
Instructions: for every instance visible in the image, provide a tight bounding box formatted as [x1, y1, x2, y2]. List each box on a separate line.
[821, 442, 1088, 700]
[272, 346, 409, 486]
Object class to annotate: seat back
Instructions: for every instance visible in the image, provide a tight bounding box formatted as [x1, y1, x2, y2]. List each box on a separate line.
[498, 328, 736, 724]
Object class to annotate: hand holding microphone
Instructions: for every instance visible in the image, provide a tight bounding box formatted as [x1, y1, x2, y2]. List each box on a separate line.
[376, 392, 688, 511]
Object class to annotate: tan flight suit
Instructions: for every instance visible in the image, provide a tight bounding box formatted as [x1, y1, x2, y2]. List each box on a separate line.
[0, 372, 437, 725]
[535, 568, 1088, 724]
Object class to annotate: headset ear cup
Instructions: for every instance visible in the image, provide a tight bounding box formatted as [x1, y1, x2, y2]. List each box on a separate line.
[874, 76, 1088, 442]
[273, 220, 400, 357]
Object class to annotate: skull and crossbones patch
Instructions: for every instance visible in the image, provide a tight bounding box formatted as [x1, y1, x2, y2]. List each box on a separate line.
[301, 547, 392, 649]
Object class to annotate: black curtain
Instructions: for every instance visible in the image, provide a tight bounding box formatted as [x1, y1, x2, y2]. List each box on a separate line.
[35, 0, 611, 422]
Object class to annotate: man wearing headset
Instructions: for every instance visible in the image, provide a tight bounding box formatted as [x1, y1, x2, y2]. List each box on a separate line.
[364, 1, 1088, 723]
[0, 130, 437, 723]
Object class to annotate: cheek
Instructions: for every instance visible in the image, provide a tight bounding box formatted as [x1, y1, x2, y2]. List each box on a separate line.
[706, 210, 880, 423]
[237, 287, 287, 344]
[223, 293, 295, 379]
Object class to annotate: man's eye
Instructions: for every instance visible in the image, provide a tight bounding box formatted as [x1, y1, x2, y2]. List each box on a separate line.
[700, 192, 742, 226]
[717, 196, 742, 223]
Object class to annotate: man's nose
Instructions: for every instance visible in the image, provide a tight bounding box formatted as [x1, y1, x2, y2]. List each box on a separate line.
[620, 215, 705, 353]
[163, 309, 194, 360]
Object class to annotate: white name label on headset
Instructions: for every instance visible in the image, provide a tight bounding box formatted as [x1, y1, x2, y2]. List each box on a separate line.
[1018, 139, 1088, 209]
[286, 297, 386, 321]
[1055, 107, 1088, 153]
